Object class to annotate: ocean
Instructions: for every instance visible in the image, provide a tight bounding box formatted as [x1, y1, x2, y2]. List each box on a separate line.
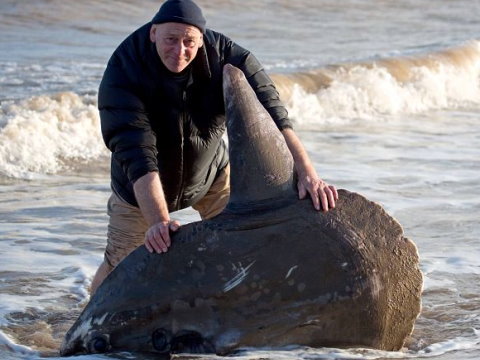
[0, 0, 479, 359]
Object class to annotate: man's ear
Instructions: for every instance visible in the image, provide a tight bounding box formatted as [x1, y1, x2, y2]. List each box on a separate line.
[150, 25, 157, 43]
[199, 35, 204, 48]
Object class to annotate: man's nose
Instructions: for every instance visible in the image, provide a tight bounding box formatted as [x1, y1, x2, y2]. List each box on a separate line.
[173, 41, 186, 56]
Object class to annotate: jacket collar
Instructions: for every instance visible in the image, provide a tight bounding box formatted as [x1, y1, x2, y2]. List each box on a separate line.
[192, 40, 212, 80]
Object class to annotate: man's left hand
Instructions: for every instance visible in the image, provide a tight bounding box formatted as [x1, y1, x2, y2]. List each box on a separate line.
[280, 128, 339, 212]
[297, 170, 338, 212]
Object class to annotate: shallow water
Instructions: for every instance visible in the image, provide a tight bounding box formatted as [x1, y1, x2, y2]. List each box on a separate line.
[1, 0, 479, 359]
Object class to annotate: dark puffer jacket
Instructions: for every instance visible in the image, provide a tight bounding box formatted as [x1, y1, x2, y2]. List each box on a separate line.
[99, 23, 292, 211]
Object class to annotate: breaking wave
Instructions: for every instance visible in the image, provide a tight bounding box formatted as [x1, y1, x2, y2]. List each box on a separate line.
[1, 41, 479, 178]
[272, 41, 480, 126]
[0, 92, 108, 179]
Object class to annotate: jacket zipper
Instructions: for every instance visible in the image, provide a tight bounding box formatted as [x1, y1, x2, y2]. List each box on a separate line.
[176, 89, 188, 210]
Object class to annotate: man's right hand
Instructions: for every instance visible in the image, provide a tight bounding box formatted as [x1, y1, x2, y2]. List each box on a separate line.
[144, 220, 181, 253]
[133, 172, 180, 254]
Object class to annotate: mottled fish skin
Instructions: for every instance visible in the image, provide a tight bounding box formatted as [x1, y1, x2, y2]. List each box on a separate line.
[60, 65, 422, 357]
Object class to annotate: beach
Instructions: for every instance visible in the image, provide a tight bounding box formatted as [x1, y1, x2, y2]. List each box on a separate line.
[0, 0, 479, 359]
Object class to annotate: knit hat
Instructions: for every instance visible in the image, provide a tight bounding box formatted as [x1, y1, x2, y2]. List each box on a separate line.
[152, 0, 207, 33]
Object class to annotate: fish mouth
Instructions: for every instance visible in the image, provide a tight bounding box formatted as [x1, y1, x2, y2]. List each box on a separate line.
[152, 328, 216, 355]
[59, 338, 82, 356]
[60, 328, 215, 356]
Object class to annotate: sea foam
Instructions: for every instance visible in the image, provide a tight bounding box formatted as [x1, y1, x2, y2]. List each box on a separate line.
[0, 92, 107, 179]
[275, 41, 480, 127]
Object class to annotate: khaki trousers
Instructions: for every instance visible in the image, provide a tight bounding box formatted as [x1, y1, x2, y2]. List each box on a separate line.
[104, 166, 230, 268]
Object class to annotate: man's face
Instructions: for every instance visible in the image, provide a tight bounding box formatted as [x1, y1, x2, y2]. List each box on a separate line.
[150, 22, 203, 73]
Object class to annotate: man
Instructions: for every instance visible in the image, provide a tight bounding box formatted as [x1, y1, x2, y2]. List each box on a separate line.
[91, 0, 338, 293]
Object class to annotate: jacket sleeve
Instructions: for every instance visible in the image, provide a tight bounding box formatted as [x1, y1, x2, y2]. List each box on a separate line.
[218, 33, 293, 130]
[99, 54, 158, 184]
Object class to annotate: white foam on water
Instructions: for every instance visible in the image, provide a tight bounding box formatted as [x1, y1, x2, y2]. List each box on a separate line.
[416, 331, 480, 357]
[421, 250, 480, 278]
[0, 265, 94, 326]
[176, 332, 480, 359]
[0, 92, 108, 179]
[286, 43, 480, 129]
[0, 330, 38, 356]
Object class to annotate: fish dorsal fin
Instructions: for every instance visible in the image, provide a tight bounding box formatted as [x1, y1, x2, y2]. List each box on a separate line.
[222, 64, 295, 213]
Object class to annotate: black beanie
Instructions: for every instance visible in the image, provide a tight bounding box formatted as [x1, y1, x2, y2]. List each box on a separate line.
[152, 0, 206, 33]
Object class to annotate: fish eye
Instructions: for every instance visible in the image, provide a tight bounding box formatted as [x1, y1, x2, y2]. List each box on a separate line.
[152, 328, 172, 353]
[87, 334, 110, 353]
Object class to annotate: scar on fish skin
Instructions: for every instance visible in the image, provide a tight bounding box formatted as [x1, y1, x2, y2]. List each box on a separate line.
[223, 261, 256, 292]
